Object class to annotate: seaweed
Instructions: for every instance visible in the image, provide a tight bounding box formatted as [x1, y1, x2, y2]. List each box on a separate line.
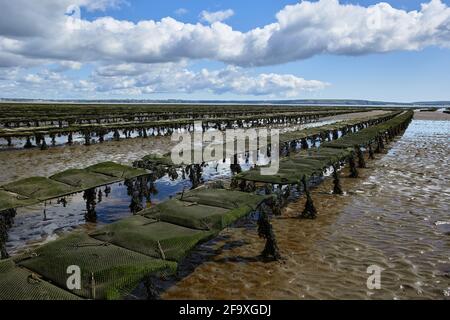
[257, 211, 281, 261]
[332, 164, 343, 195]
[300, 176, 317, 219]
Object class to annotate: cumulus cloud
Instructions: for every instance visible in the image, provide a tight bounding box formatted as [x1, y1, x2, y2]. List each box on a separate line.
[175, 8, 189, 16]
[92, 63, 329, 96]
[0, 67, 93, 98]
[200, 9, 234, 24]
[90, 63, 328, 96]
[1, 0, 450, 98]
[0, 63, 328, 98]
[51, 61, 83, 73]
[80, 0, 126, 11]
[0, 0, 124, 37]
[0, 0, 449, 68]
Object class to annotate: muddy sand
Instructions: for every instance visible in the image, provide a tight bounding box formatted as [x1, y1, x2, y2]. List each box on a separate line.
[413, 110, 450, 121]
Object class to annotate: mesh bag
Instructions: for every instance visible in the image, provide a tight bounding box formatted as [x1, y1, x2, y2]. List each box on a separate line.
[238, 112, 413, 185]
[0, 189, 39, 211]
[142, 199, 255, 231]
[323, 112, 413, 149]
[86, 162, 148, 179]
[237, 147, 351, 184]
[180, 189, 267, 210]
[141, 154, 176, 167]
[280, 126, 328, 143]
[50, 169, 119, 190]
[237, 157, 321, 184]
[16, 232, 177, 300]
[90, 215, 214, 262]
[2, 177, 76, 201]
[143, 200, 229, 231]
[322, 132, 374, 148]
[0, 259, 80, 300]
[279, 111, 397, 144]
[237, 167, 303, 184]
[293, 147, 353, 164]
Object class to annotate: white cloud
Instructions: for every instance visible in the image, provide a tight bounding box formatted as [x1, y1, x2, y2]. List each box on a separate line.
[200, 9, 234, 24]
[0, 0, 124, 37]
[175, 8, 189, 16]
[0, 67, 94, 98]
[0, 63, 328, 98]
[0, 0, 449, 69]
[90, 63, 329, 97]
[1, 0, 450, 98]
[52, 61, 83, 72]
[80, 0, 126, 12]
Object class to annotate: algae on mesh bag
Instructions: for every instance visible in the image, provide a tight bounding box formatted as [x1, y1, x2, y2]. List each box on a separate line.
[2, 177, 76, 201]
[180, 188, 268, 210]
[0, 189, 39, 211]
[86, 161, 148, 179]
[16, 232, 177, 300]
[142, 199, 230, 231]
[91, 215, 214, 262]
[50, 169, 120, 190]
[0, 259, 81, 300]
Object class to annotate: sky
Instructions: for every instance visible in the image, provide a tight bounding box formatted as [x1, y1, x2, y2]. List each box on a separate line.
[0, 0, 449, 102]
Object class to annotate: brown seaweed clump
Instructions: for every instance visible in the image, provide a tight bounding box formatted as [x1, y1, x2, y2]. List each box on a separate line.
[332, 164, 343, 195]
[300, 176, 317, 219]
[356, 146, 366, 168]
[0, 209, 16, 259]
[257, 211, 281, 261]
[368, 143, 375, 159]
[348, 154, 359, 178]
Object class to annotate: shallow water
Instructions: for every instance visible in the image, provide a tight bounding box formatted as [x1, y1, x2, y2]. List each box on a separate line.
[162, 119, 450, 300]
[3, 151, 265, 256]
[4, 175, 191, 256]
[0, 136, 173, 185]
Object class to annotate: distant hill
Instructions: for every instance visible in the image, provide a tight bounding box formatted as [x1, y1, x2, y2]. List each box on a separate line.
[411, 101, 450, 106]
[0, 98, 449, 106]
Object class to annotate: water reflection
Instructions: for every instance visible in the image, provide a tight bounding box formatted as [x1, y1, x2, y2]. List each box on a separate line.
[3, 172, 192, 256]
[83, 188, 97, 223]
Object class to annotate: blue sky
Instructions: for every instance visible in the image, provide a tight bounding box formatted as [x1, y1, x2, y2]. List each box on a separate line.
[0, 0, 449, 101]
[82, 1, 435, 28]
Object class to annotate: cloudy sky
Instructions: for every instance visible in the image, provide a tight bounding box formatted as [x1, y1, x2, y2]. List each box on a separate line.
[0, 0, 449, 101]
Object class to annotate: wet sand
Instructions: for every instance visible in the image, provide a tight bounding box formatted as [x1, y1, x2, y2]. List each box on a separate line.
[0, 110, 387, 185]
[0, 136, 173, 185]
[320, 109, 389, 121]
[162, 119, 449, 300]
[413, 110, 450, 121]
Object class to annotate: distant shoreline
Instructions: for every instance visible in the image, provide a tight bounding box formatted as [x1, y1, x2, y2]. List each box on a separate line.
[0, 98, 449, 107]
